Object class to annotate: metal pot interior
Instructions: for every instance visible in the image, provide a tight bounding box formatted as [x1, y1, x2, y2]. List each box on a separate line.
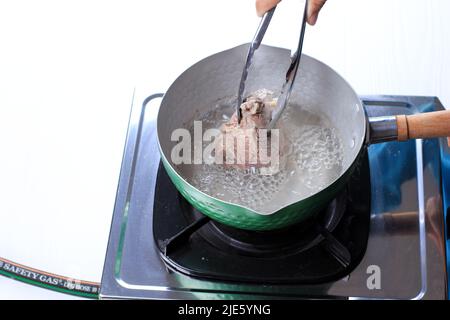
[157, 44, 366, 214]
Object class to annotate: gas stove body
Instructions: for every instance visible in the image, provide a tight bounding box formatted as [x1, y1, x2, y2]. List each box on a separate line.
[100, 92, 449, 300]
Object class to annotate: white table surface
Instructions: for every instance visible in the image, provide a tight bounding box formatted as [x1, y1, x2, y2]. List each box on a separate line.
[0, 0, 449, 299]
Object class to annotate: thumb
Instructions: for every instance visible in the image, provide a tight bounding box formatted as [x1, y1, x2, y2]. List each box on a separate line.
[307, 0, 327, 25]
[256, 0, 282, 17]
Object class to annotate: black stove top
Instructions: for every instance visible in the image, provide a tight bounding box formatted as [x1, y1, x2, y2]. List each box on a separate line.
[153, 151, 371, 284]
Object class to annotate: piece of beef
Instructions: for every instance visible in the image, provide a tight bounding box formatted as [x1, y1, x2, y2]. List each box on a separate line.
[214, 89, 285, 171]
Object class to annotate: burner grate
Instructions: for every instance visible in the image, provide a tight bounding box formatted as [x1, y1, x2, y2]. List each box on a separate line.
[153, 151, 371, 284]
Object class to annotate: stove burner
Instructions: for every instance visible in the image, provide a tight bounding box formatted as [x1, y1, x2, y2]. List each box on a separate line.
[153, 152, 371, 284]
[181, 190, 347, 259]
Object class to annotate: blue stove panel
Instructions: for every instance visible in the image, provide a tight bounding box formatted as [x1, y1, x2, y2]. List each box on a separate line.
[363, 96, 449, 299]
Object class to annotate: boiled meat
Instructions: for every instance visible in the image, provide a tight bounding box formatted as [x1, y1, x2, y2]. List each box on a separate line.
[214, 89, 285, 172]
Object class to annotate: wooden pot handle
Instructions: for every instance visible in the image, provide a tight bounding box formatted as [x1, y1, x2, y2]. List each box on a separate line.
[396, 110, 450, 141]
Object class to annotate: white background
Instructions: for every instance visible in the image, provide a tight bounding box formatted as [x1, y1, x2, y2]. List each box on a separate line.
[0, 0, 449, 299]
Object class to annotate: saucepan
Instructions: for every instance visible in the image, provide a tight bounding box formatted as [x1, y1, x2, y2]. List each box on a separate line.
[156, 44, 450, 231]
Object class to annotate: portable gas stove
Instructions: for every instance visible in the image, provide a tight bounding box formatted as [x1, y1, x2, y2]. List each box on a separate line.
[100, 90, 449, 300]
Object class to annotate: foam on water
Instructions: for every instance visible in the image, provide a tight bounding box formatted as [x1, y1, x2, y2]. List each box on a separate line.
[177, 98, 344, 214]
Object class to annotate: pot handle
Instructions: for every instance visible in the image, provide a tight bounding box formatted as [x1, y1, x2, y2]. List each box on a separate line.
[396, 110, 450, 141]
[368, 110, 450, 144]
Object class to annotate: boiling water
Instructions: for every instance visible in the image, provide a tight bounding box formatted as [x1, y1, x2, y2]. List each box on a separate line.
[177, 98, 344, 214]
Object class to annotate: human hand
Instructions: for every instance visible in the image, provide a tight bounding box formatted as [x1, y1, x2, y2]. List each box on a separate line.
[256, 0, 327, 25]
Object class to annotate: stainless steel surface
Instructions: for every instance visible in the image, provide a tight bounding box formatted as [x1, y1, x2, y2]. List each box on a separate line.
[100, 92, 448, 300]
[268, 0, 308, 130]
[236, 7, 276, 123]
[368, 116, 398, 144]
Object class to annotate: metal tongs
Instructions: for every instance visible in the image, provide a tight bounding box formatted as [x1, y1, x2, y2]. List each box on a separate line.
[236, 0, 308, 130]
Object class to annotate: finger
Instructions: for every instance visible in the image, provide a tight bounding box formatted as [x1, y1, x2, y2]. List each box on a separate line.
[256, 0, 282, 17]
[307, 0, 327, 25]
